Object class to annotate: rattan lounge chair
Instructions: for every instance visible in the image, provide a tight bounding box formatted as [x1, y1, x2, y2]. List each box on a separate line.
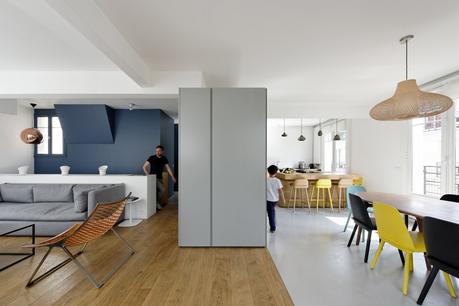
[23, 194, 135, 288]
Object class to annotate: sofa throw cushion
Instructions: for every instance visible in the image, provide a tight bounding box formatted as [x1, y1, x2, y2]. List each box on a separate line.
[33, 184, 75, 203]
[73, 184, 107, 213]
[0, 184, 33, 203]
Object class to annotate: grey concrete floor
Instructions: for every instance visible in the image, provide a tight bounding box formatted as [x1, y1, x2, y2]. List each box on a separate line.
[268, 207, 459, 306]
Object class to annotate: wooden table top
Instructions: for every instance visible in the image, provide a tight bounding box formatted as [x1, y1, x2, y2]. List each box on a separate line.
[357, 192, 459, 224]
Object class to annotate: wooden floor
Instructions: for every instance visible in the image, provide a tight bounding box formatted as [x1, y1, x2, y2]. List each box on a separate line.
[0, 203, 293, 306]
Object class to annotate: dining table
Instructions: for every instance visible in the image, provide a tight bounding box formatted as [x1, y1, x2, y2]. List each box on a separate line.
[357, 191, 459, 270]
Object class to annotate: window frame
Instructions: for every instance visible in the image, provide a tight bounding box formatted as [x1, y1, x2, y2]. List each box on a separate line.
[34, 110, 66, 157]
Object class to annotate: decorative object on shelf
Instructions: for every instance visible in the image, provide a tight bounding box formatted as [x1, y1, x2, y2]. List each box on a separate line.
[333, 119, 341, 141]
[20, 103, 43, 145]
[128, 103, 136, 111]
[18, 166, 29, 176]
[318, 119, 323, 136]
[281, 118, 288, 137]
[297, 118, 306, 141]
[98, 165, 108, 176]
[370, 35, 453, 120]
[60, 165, 70, 176]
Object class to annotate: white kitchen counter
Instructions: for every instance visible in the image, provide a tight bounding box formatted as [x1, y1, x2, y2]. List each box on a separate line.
[0, 174, 156, 219]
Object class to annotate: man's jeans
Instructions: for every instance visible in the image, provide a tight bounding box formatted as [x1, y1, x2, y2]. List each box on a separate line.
[157, 179, 164, 209]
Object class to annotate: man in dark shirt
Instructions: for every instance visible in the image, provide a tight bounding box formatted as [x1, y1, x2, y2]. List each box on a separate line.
[143, 145, 176, 211]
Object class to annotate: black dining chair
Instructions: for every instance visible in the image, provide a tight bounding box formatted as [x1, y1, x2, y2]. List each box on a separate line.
[417, 216, 458, 305]
[412, 194, 459, 231]
[347, 193, 377, 263]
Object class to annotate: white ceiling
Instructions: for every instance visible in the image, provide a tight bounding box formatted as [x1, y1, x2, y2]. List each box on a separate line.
[268, 118, 322, 127]
[0, 1, 116, 71]
[2, 0, 459, 118]
[95, 0, 459, 106]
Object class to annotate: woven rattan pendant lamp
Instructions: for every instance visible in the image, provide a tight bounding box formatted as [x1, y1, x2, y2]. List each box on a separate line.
[370, 35, 453, 121]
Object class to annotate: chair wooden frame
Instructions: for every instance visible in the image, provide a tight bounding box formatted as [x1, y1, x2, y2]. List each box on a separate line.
[23, 195, 135, 289]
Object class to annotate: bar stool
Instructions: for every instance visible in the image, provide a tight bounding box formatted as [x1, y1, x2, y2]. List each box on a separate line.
[353, 176, 364, 186]
[337, 178, 353, 212]
[311, 179, 333, 212]
[290, 179, 311, 213]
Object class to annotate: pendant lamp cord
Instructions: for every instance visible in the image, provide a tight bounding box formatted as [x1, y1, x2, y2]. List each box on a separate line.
[405, 39, 408, 81]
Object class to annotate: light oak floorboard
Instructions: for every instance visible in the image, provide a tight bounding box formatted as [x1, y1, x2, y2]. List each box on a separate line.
[0, 203, 293, 306]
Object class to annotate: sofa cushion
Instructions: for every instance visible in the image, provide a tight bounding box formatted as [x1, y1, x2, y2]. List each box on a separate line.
[0, 188, 2, 202]
[73, 184, 107, 213]
[0, 202, 86, 221]
[33, 184, 75, 203]
[0, 184, 33, 203]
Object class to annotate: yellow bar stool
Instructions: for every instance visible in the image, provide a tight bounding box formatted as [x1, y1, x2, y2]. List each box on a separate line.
[337, 178, 353, 212]
[311, 179, 333, 212]
[353, 176, 364, 186]
[291, 179, 311, 214]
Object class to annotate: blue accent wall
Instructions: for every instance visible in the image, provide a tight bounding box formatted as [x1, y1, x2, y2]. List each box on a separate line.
[55, 104, 115, 144]
[34, 109, 174, 178]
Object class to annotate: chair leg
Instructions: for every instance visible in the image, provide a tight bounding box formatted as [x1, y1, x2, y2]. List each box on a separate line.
[305, 188, 311, 213]
[417, 266, 440, 305]
[398, 249, 405, 266]
[343, 211, 352, 232]
[412, 220, 418, 231]
[26, 243, 87, 287]
[356, 226, 362, 246]
[293, 188, 297, 214]
[403, 252, 411, 295]
[370, 241, 385, 269]
[347, 224, 358, 247]
[62, 229, 134, 289]
[338, 188, 342, 212]
[328, 188, 334, 212]
[443, 271, 457, 298]
[315, 187, 319, 213]
[410, 254, 414, 272]
[364, 230, 372, 263]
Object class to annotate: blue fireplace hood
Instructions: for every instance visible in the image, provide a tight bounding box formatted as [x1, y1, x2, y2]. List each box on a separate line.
[54, 104, 115, 144]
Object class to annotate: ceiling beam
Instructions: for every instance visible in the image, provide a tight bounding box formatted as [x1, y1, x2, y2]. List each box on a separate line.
[44, 0, 152, 87]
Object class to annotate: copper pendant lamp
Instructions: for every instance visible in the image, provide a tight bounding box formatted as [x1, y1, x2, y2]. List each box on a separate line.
[20, 103, 43, 144]
[370, 35, 453, 121]
[297, 118, 305, 141]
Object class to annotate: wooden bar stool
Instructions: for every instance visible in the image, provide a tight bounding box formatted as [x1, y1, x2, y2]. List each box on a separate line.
[311, 179, 333, 212]
[337, 178, 353, 212]
[290, 179, 311, 213]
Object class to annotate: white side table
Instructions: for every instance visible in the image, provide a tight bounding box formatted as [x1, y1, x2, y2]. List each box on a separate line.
[118, 197, 143, 227]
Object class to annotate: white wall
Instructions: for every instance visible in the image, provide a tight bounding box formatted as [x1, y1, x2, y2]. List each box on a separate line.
[0, 104, 34, 173]
[267, 122, 313, 168]
[349, 119, 410, 194]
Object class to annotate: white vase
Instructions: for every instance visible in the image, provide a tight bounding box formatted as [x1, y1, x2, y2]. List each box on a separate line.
[18, 166, 29, 176]
[98, 165, 108, 176]
[60, 165, 70, 176]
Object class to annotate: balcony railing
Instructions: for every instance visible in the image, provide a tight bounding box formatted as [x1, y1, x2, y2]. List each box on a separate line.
[423, 165, 459, 197]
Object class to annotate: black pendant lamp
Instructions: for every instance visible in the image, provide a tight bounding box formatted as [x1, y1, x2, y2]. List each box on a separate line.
[317, 119, 323, 136]
[298, 118, 306, 141]
[281, 118, 287, 137]
[333, 119, 341, 141]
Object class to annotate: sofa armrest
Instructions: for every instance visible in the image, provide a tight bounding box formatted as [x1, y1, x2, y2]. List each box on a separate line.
[87, 184, 126, 215]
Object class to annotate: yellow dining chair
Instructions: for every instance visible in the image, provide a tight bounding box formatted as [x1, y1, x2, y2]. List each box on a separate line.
[311, 179, 333, 212]
[370, 202, 426, 295]
[353, 176, 364, 186]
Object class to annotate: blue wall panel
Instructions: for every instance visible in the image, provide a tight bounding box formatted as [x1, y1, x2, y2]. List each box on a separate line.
[35, 109, 174, 176]
[55, 104, 114, 144]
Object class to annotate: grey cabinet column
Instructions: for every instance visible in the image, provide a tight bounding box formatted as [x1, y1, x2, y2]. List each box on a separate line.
[179, 88, 266, 247]
[178, 88, 212, 246]
[211, 88, 267, 246]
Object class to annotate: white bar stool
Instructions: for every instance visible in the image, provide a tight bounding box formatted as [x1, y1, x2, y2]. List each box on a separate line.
[118, 197, 143, 227]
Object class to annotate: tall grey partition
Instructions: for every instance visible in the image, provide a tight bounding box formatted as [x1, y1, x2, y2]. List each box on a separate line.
[211, 88, 267, 246]
[178, 88, 212, 246]
[179, 88, 266, 247]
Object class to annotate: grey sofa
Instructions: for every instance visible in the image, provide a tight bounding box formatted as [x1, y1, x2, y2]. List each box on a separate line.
[0, 183, 125, 236]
